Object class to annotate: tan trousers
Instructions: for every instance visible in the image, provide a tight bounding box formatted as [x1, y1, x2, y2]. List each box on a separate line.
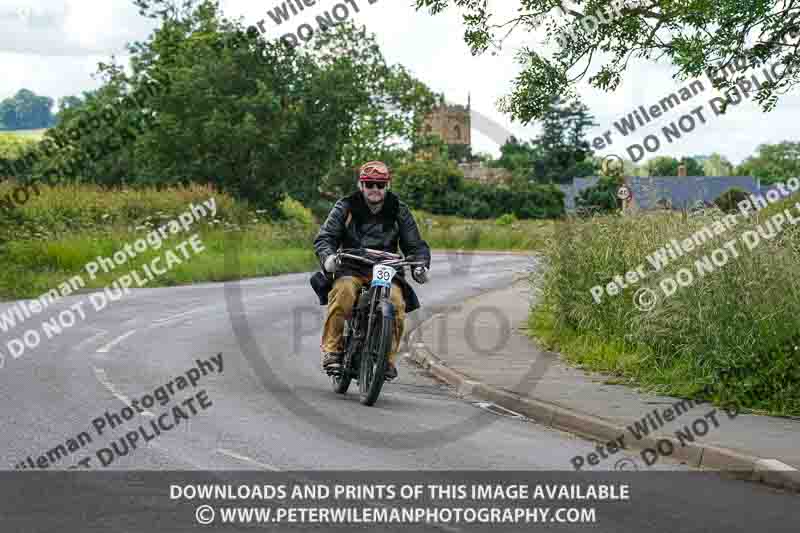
[321, 275, 406, 364]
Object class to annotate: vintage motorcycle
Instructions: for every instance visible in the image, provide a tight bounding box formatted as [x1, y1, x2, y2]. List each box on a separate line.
[326, 248, 426, 406]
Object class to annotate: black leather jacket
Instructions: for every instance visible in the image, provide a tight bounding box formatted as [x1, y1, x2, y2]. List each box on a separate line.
[313, 190, 431, 312]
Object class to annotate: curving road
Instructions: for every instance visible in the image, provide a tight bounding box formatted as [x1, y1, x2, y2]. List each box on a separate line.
[0, 252, 796, 531]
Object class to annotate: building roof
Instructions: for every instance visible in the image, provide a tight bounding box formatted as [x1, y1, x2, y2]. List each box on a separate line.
[627, 175, 759, 209]
[559, 175, 760, 211]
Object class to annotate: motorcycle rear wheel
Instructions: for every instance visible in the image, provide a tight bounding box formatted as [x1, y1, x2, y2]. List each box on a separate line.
[331, 321, 354, 394]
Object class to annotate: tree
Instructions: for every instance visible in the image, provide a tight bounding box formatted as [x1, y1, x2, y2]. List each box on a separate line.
[32, 0, 434, 218]
[473, 151, 494, 164]
[0, 89, 57, 130]
[529, 96, 598, 184]
[414, 0, 800, 122]
[392, 158, 464, 214]
[644, 156, 704, 176]
[702, 153, 734, 176]
[736, 141, 800, 185]
[310, 28, 437, 176]
[490, 136, 540, 177]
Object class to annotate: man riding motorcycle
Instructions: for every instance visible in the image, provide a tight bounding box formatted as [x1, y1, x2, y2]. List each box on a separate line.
[313, 161, 432, 381]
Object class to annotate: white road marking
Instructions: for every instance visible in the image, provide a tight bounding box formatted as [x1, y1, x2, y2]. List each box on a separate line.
[216, 448, 280, 471]
[96, 329, 137, 353]
[151, 309, 201, 326]
[150, 291, 296, 329]
[213, 450, 460, 532]
[474, 402, 528, 419]
[756, 458, 798, 471]
[92, 366, 155, 417]
[74, 329, 107, 351]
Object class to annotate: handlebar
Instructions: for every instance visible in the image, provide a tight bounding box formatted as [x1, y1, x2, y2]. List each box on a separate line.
[335, 248, 427, 269]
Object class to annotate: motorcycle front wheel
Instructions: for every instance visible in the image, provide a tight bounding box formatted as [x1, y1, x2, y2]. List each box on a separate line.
[331, 320, 354, 394]
[359, 303, 394, 406]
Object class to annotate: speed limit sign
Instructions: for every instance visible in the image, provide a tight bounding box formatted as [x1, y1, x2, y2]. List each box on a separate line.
[617, 185, 631, 201]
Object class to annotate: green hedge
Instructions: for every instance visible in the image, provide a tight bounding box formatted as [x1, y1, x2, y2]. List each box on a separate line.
[392, 159, 564, 219]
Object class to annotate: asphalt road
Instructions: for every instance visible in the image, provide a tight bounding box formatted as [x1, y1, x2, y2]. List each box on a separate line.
[0, 252, 796, 531]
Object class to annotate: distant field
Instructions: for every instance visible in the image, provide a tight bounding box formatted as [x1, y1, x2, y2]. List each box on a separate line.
[1, 128, 47, 139]
[0, 130, 43, 159]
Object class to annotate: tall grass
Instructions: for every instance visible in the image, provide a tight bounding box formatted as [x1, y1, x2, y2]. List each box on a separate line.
[531, 198, 800, 416]
[0, 183, 318, 298]
[412, 210, 553, 251]
[0, 182, 550, 300]
[0, 132, 40, 159]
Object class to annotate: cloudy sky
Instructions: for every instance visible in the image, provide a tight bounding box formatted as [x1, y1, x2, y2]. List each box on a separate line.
[2, 0, 799, 166]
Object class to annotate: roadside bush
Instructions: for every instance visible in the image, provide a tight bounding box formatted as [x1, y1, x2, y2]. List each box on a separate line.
[575, 176, 620, 212]
[714, 187, 749, 213]
[392, 159, 464, 212]
[496, 213, 518, 226]
[279, 195, 314, 226]
[393, 158, 564, 219]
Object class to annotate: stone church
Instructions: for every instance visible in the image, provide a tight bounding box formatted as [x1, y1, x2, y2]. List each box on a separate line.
[421, 95, 472, 150]
[418, 94, 512, 185]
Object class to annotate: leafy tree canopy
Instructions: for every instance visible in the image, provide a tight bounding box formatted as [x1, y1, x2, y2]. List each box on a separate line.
[702, 152, 735, 176]
[0, 89, 57, 130]
[530, 96, 598, 184]
[644, 155, 705, 176]
[25, 0, 435, 218]
[736, 141, 800, 184]
[414, 0, 800, 122]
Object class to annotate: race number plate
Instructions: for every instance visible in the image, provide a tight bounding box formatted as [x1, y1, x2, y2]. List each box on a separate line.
[371, 264, 396, 289]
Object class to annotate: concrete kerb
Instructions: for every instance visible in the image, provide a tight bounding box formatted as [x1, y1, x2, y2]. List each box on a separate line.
[408, 284, 800, 493]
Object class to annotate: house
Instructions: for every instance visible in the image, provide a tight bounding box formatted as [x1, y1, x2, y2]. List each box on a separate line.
[458, 161, 513, 185]
[559, 165, 761, 212]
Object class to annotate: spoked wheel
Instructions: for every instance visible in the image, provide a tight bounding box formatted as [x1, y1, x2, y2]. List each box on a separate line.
[359, 304, 394, 406]
[330, 363, 352, 394]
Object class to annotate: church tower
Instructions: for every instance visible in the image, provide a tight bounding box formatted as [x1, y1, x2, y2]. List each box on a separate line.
[419, 93, 472, 161]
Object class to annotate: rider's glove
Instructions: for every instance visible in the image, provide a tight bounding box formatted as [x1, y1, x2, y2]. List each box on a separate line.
[412, 266, 429, 284]
[323, 254, 338, 273]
